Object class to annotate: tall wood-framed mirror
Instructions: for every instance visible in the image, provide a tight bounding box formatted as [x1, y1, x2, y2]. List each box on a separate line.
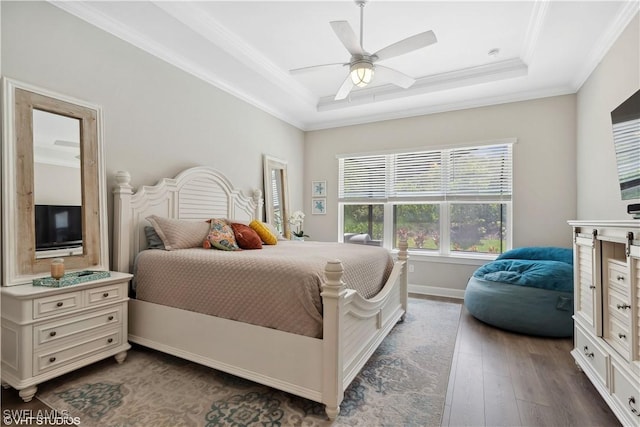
[2, 78, 109, 287]
[263, 155, 290, 239]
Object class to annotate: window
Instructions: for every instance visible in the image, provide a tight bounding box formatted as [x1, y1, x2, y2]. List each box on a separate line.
[338, 141, 513, 256]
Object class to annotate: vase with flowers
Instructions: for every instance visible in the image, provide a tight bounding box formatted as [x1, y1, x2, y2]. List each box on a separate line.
[289, 210, 309, 240]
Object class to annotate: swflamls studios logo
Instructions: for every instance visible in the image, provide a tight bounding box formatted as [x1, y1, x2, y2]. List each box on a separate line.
[2, 409, 81, 425]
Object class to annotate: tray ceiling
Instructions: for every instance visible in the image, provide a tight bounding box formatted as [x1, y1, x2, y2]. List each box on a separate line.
[52, 1, 639, 130]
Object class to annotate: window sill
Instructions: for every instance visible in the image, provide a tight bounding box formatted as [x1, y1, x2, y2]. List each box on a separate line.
[393, 249, 496, 266]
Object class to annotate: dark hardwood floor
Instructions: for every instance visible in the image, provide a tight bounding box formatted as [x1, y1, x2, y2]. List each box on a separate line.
[441, 299, 621, 427]
[1, 297, 621, 427]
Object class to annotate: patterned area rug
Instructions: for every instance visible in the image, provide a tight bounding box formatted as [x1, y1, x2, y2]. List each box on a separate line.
[37, 298, 461, 427]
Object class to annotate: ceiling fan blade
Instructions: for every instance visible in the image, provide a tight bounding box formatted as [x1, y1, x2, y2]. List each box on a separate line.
[334, 75, 354, 101]
[375, 65, 416, 89]
[373, 30, 437, 62]
[290, 63, 346, 75]
[330, 21, 364, 56]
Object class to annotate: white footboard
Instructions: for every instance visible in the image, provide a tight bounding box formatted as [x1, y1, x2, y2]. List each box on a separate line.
[321, 240, 408, 419]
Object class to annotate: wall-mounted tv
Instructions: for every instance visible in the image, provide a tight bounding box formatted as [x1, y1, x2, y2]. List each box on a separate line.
[35, 205, 83, 251]
[611, 89, 640, 216]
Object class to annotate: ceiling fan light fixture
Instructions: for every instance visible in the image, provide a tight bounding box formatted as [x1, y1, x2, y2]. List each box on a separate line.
[350, 61, 374, 87]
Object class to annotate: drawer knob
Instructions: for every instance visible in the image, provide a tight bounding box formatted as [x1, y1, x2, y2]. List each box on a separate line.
[629, 397, 639, 416]
[617, 304, 631, 310]
[103, 292, 109, 298]
[49, 357, 56, 363]
[107, 338, 113, 343]
[618, 333, 627, 339]
[56, 302, 63, 307]
[589, 285, 596, 290]
[617, 275, 625, 281]
[49, 331, 57, 337]
[108, 315, 114, 321]
[583, 346, 594, 359]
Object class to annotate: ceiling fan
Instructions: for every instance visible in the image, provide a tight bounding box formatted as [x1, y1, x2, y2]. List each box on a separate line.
[290, 0, 437, 101]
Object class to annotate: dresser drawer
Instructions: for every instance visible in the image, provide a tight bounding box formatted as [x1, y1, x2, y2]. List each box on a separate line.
[33, 329, 121, 376]
[33, 291, 82, 319]
[575, 326, 609, 387]
[606, 316, 631, 360]
[608, 289, 632, 324]
[34, 306, 122, 349]
[86, 284, 123, 307]
[608, 260, 629, 293]
[610, 360, 640, 425]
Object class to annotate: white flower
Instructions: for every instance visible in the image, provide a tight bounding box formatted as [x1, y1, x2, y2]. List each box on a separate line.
[288, 210, 305, 226]
[288, 210, 307, 237]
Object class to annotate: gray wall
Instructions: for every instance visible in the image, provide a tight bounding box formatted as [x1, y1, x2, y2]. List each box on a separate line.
[305, 95, 577, 297]
[576, 13, 639, 220]
[34, 163, 82, 206]
[3, 2, 637, 297]
[1, 1, 305, 268]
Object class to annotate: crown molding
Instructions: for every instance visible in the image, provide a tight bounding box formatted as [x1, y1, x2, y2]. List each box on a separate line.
[306, 86, 576, 131]
[48, 1, 306, 130]
[153, 2, 318, 107]
[521, 0, 550, 65]
[572, 1, 640, 91]
[317, 58, 528, 111]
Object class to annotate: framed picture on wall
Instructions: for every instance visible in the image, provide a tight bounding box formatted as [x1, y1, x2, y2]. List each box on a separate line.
[312, 198, 326, 215]
[312, 180, 327, 197]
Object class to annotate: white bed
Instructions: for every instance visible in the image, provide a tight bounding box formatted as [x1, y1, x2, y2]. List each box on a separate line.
[112, 166, 408, 420]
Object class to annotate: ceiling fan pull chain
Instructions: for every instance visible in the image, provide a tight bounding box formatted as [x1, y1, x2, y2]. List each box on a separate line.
[359, 0, 365, 49]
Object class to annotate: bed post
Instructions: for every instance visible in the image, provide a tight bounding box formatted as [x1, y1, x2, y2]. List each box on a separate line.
[113, 171, 133, 273]
[321, 260, 347, 420]
[398, 239, 409, 320]
[252, 189, 264, 221]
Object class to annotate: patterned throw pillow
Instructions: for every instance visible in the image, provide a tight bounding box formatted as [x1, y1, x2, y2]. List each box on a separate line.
[230, 223, 262, 250]
[146, 215, 209, 250]
[249, 220, 278, 245]
[207, 218, 241, 251]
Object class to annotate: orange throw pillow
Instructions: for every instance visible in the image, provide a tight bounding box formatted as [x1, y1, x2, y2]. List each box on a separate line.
[231, 223, 263, 249]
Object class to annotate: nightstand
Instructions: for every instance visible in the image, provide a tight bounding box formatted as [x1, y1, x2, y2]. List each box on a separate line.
[1, 271, 132, 402]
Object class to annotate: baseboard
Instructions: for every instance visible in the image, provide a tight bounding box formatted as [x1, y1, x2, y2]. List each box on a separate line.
[409, 284, 465, 300]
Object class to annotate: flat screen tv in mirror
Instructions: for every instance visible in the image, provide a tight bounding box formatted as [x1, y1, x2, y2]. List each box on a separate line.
[611, 89, 640, 216]
[35, 204, 83, 255]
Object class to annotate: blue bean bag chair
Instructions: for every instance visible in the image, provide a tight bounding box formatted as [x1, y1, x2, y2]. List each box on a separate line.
[464, 247, 574, 337]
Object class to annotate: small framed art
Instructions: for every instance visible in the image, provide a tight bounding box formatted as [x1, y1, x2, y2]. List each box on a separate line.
[312, 198, 326, 215]
[312, 180, 327, 197]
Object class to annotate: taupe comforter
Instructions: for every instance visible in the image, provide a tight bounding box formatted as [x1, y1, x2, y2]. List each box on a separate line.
[134, 241, 394, 338]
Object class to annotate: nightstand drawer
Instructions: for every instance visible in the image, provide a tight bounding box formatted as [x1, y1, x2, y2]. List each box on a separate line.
[86, 284, 123, 307]
[33, 329, 121, 376]
[34, 306, 122, 348]
[33, 291, 82, 319]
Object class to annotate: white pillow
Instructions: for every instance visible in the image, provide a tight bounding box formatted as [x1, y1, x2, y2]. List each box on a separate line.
[146, 215, 209, 250]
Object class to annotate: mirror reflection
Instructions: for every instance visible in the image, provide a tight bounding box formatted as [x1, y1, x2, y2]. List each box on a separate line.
[270, 169, 284, 232]
[32, 110, 83, 257]
[263, 155, 290, 239]
[2, 78, 108, 286]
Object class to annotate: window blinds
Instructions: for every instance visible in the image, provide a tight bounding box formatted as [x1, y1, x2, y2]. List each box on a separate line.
[612, 118, 640, 192]
[339, 143, 513, 202]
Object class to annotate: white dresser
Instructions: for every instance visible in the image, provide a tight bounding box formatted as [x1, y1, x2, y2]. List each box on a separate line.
[1, 272, 132, 402]
[569, 221, 640, 426]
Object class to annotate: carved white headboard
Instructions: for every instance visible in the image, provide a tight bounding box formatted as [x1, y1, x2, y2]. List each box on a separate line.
[112, 166, 263, 273]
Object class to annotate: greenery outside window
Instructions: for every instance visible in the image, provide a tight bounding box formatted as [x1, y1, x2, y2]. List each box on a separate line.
[338, 140, 513, 257]
[343, 204, 384, 246]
